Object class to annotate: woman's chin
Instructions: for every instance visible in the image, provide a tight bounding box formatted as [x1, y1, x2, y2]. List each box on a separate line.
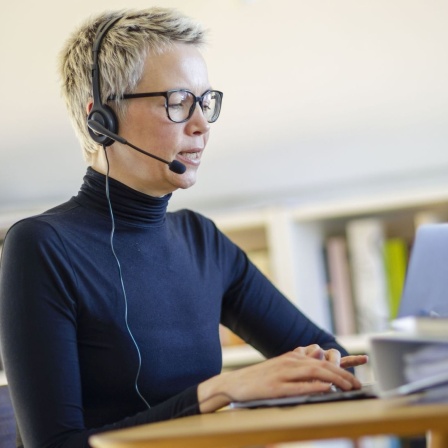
[173, 171, 198, 191]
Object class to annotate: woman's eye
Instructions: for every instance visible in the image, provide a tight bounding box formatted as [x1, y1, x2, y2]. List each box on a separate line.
[168, 92, 191, 108]
[168, 102, 185, 110]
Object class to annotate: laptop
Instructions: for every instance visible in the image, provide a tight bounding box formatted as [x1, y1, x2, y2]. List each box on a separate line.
[230, 384, 376, 409]
[395, 223, 448, 319]
[231, 224, 448, 409]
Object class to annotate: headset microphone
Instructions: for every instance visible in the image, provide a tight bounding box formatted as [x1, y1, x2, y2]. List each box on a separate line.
[87, 120, 187, 175]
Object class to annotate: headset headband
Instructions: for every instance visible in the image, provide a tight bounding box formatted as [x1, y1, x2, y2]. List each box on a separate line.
[91, 16, 122, 107]
[87, 16, 122, 147]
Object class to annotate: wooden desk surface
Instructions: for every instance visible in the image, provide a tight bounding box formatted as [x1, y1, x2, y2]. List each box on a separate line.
[90, 396, 448, 448]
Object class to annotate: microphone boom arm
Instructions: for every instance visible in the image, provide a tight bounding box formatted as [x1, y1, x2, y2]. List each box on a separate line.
[87, 120, 186, 174]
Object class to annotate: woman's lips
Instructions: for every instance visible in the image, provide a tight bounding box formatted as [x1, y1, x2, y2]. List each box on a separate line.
[177, 149, 203, 165]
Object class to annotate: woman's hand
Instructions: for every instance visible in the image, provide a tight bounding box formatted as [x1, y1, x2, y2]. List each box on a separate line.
[197, 350, 362, 413]
[293, 344, 369, 369]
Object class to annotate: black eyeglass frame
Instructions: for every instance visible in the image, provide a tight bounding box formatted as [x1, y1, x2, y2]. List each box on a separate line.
[107, 89, 223, 123]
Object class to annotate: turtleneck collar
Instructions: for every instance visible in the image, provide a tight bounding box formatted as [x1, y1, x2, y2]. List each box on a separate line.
[74, 167, 171, 227]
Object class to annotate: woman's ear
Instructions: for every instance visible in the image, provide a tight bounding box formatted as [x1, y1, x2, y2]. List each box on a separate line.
[86, 99, 94, 115]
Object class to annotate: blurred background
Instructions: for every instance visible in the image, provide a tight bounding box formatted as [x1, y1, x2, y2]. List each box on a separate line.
[0, 0, 447, 215]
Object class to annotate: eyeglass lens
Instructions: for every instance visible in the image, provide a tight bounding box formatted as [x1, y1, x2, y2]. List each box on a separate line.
[167, 90, 221, 123]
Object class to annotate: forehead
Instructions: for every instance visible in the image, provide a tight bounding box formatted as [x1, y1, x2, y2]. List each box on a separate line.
[137, 42, 210, 93]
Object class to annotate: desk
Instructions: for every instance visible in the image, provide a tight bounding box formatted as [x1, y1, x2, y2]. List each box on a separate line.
[89, 396, 448, 448]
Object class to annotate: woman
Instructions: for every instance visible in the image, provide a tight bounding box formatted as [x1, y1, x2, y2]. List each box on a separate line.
[0, 8, 367, 448]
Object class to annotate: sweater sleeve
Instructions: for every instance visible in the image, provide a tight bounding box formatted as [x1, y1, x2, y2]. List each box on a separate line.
[213, 223, 350, 359]
[0, 220, 200, 448]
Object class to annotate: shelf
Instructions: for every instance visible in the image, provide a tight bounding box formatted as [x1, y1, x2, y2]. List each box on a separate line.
[222, 345, 265, 370]
[336, 333, 371, 354]
[289, 185, 448, 222]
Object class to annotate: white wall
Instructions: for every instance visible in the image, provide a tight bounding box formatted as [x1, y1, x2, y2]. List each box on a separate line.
[1, 0, 447, 214]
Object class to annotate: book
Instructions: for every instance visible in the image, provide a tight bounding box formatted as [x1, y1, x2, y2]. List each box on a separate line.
[346, 218, 389, 333]
[403, 343, 448, 384]
[325, 236, 357, 335]
[321, 244, 336, 334]
[370, 333, 448, 399]
[391, 316, 448, 337]
[383, 238, 408, 320]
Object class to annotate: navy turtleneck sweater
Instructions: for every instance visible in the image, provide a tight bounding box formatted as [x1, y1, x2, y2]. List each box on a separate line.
[0, 168, 347, 448]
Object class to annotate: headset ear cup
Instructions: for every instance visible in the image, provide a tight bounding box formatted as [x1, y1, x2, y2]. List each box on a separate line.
[87, 104, 118, 147]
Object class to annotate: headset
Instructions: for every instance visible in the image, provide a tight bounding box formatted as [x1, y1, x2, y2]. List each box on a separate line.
[85, 16, 187, 174]
[87, 16, 121, 147]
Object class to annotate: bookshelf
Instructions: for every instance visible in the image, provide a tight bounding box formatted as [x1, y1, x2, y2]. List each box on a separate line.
[212, 184, 448, 368]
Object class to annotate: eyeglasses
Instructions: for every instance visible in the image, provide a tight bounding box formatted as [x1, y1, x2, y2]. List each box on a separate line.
[107, 89, 223, 123]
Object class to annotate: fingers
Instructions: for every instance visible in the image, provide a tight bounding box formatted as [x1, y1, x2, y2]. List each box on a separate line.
[203, 351, 363, 409]
[294, 345, 369, 369]
[323, 349, 341, 366]
[294, 345, 342, 366]
[340, 354, 369, 369]
[306, 345, 325, 360]
[293, 346, 307, 356]
[294, 344, 324, 359]
[285, 352, 362, 391]
[275, 380, 333, 397]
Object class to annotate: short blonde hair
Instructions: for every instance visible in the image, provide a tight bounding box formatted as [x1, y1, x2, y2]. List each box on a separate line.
[59, 8, 207, 163]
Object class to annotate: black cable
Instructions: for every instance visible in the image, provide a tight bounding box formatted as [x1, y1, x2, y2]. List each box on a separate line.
[103, 146, 151, 410]
[100, 149, 241, 419]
